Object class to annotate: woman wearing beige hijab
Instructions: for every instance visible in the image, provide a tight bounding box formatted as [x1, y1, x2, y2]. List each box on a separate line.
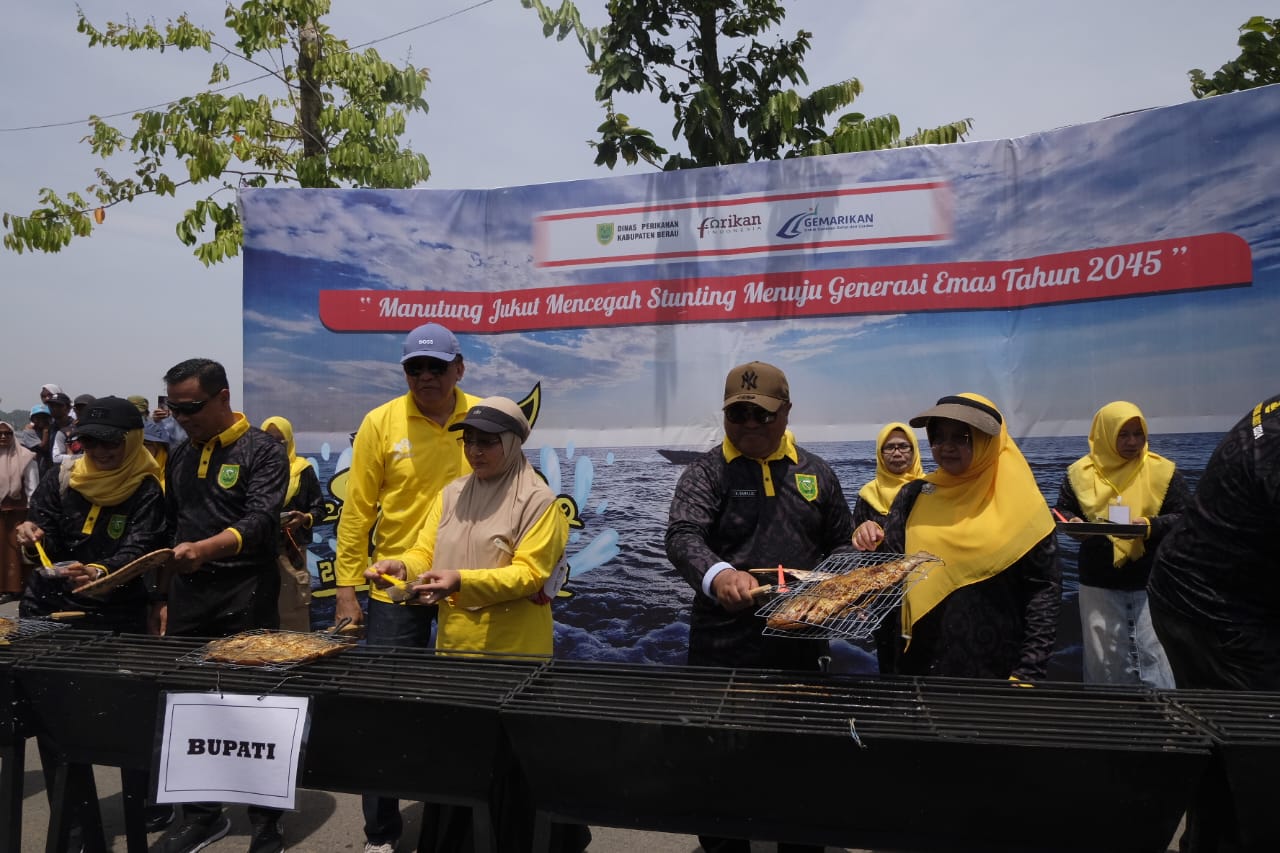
[366, 396, 569, 655]
[0, 421, 40, 602]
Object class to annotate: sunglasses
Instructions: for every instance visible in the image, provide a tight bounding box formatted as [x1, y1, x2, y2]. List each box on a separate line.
[403, 358, 455, 378]
[724, 404, 778, 425]
[166, 397, 213, 416]
[461, 433, 503, 448]
[80, 435, 124, 450]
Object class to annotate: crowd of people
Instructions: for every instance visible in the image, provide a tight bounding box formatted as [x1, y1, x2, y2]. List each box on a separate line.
[2, 331, 1276, 853]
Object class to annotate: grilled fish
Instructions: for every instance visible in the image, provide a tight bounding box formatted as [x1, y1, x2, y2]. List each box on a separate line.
[765, 551, 941, 630]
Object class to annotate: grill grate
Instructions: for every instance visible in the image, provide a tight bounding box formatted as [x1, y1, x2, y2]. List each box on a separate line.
[0, 617, 71, 643]
[755, 551, 939, 640]
[175, 628, 355, 673]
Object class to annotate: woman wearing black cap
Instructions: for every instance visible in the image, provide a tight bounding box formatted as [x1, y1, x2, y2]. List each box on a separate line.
[858, 393, 1062, 680]
[14, 395, 167, 633]
[365, 395, 569, 655]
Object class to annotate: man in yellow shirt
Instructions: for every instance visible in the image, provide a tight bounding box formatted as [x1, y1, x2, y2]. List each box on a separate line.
[332, 322, 480, 853]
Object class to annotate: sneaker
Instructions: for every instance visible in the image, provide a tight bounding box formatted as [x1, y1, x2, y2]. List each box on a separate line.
[363, 843, 397, 853]
[146, 804, 177, 832]
[248, 820, 285, 853]
[154, 813, 231, 853]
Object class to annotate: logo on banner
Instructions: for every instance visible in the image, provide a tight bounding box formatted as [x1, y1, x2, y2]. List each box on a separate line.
[697, 211, 763, 239]
[776, 205, 875, 240]
[596, 222, 615, 245]
[795, 474, 818, 502]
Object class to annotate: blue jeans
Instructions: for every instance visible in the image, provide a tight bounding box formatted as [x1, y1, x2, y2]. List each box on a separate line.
[1078, 585, 1174, 688]
[361, 598, 437, 843]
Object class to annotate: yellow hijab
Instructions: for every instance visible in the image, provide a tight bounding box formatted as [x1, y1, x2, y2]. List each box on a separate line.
[903, 393, 1054, 635]
[68, 430, 162, 508]
[261, 416, 313, 505]
[858, 423, 924, 515]
[1067, 401, 1175, 567]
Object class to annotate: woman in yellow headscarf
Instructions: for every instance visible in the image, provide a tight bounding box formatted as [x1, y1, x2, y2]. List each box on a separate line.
[851, 422, 924, 550]
[261, 416, 325, 632]
[1055, 401, 1188, 687]
[861, 394, 1061, 680]
[14, 396, 165, 633]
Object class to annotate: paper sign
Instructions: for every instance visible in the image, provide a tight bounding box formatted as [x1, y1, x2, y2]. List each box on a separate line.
[154, 692, 310, 809]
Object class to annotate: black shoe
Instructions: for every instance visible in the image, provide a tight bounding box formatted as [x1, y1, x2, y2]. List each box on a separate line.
[155, 813, 231, 853]
[0, 592, 17, 605]
[248, 819, 285, 853]
[146, 803, 176, 833]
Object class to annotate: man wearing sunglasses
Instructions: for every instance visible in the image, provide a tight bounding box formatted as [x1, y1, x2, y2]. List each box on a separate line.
[333, 322, 482, 853]
[666, 361, 853, 852]
[152, 357, 291, 853]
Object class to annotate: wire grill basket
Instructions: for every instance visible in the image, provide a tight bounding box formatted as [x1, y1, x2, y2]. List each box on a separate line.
[177, 628, 353, 673]
[758, 551, 941, 641]
[0, 616, 71, 643]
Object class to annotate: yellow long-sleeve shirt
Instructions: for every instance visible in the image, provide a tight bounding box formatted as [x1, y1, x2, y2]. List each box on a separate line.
[402, 492, 569, 656]
[335, 389, 480, 604]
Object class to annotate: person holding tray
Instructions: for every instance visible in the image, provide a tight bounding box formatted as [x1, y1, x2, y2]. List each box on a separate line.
[1055, 401, 1188, 687]
[14, 395, 166, 634]
[859, 393, 1061, 680]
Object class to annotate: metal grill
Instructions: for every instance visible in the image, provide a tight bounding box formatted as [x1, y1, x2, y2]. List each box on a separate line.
[757, 550, 938, 640]
[501, 661, 1210, 852]
[0, 617, 70, 643]
[175, 628, 355, 673]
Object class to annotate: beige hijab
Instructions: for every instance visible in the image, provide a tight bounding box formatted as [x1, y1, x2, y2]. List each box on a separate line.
[0, 423, 35, 501]
[432, 397, 555, 576]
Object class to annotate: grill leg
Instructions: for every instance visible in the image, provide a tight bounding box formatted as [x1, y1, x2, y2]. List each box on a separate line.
[120, 769, 149, 853]
[471, 802, 494, 853]
[46, 762, 107, 853]
[530, 811, 553, 853]
[0, 741, 24, 853]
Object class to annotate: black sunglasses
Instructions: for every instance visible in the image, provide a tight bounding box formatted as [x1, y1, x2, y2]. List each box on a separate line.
[724, 404, 778, 425]
[403, 357, 455, 378]
[166, 397, 213, 416]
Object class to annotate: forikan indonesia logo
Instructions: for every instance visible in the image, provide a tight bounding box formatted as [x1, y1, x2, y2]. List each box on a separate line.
[696, 211, 763, 238]
[775, 205, 875, 240]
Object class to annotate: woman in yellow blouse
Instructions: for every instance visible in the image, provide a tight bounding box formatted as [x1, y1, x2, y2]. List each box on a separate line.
[365, 396, 568, 655]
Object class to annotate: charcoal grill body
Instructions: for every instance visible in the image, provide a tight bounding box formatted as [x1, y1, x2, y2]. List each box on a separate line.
[502, 664, 1211, 853]
[0, 629, 108, 853]
[1163, 690, 1280, 850]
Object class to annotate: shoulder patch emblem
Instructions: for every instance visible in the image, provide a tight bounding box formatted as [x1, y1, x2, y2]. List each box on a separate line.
[107, 514, 127, 539]
[217, 464, 241, 489]
[794, 473, 818, 502]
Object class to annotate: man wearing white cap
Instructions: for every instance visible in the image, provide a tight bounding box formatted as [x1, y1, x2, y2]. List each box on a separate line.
[334, 322, 481, 853]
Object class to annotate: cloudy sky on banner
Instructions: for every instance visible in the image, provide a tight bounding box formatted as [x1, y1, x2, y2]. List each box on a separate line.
[0, 0, 1265, 413]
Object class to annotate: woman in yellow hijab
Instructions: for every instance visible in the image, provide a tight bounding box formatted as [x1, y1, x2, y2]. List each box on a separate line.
[14, 396, 166, 634]
[1055, 401, 1188, 687]
[851, 422, 923, 549]
[863, 394, 1061, 680]
[261, 416, 325, 632]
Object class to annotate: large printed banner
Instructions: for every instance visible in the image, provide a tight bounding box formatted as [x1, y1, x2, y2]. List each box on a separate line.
[241, 85, 1280, 677]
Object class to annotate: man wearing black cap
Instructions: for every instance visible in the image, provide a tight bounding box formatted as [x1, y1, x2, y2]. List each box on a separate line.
[333, 322, 481, 853]
[153, 358, 289, 853]
[666, 361, 852, 853]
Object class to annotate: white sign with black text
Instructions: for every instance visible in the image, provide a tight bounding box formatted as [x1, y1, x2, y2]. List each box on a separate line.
[155, 692, 310, 809]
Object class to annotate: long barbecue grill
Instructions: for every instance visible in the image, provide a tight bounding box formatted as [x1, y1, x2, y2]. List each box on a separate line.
[501, 661, 1211, 853]
[15, 633, 542, 853]
[8, 631, 1271, 853]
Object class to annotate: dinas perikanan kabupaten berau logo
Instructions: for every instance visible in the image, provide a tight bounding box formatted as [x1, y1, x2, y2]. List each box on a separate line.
[596, 222, 615, 245]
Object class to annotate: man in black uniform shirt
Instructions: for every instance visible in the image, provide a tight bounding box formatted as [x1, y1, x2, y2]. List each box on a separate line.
[152, 358, 289, 853]
[666, 361, 853, 853]
[1148, 392, 1280, 853]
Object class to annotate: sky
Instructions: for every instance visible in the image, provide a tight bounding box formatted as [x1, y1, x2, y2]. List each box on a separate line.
[0, 0, 1264, 414]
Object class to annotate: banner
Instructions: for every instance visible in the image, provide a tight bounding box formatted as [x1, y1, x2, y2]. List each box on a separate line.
[241, 85, 1280, 677]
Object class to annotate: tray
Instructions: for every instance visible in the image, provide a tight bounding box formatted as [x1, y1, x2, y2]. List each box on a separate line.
[1055, 521, 1147, 538]
[72, 548, 174, 597]
[758, 551, 941, 641]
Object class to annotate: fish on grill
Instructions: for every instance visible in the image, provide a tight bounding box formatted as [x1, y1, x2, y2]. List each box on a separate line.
[764, 551, 941, 630]
[0, 616, 15, 640]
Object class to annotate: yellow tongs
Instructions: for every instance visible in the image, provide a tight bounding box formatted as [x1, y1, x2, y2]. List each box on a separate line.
[33, 539, 55, 570]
